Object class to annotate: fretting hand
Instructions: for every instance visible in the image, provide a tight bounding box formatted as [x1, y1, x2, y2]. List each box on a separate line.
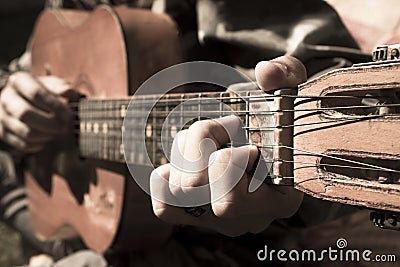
[150, 56, 307, 236]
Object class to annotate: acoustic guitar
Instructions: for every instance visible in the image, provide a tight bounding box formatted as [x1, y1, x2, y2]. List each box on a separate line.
[28, 6, 400, 253]
[28, 6, 180, 252]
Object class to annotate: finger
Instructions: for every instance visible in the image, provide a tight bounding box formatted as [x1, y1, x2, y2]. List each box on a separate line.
[1, 87, 65, 134]
[168, 127, 214, 205]
[38, 76, 80, 101]
[1, 112, 53, 143]
[171, 120, 222, 193]
[209, 145, 301, 220]
[8, 72, 71, 121]
[255, 56, 307, 92]
[180, 116, 244, 186]
[169, 116, 244, 207]
[150, 164, 211, 226]
[150, 164, 173, 213]
[208, 145, 259, 217]
[169, 130, 187, 195]
[2, 128, 44, 153]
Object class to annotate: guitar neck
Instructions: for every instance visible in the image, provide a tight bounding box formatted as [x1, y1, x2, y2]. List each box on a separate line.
[78, 90, 273, 166]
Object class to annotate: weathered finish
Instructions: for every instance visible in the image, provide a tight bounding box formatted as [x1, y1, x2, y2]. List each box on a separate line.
[272, 89, 297, 185]
[28, 6, 179, 252]
[294, 60, 400, 212]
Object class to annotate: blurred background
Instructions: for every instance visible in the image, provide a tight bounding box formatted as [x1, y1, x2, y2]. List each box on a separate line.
[0, 0, 399, 266]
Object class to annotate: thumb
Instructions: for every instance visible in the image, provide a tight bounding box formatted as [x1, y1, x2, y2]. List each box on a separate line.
[255, 56, 307, 93]
[38, 76, 80, 102]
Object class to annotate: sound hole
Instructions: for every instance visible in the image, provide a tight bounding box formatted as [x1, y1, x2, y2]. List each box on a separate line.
[319, 154, 400, 184]
[321, 88, 400, 116]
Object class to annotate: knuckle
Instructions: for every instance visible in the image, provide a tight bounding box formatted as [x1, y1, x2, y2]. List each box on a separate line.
[27, 86, 44, 103]
[7, 72, 24, 86]
[168, 184, 182, 199]
[210, 149, 232, 165]
[181, 173, 208, 189]
[20, 126, 33, 139]
[189, 120, 218, 136]
[0, 87, 12, 105]
[15, 106, 30, 121]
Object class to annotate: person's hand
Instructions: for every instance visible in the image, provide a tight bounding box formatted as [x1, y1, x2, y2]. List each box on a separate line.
[0, 72, 78, 152]
[150, 56, 307, 236]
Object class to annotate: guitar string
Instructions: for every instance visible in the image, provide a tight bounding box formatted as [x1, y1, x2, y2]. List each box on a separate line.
[71, 90, 400, 114]
[260, 145, 400, 174]
[280, 160, 400, 173]
[74, 93, 399, 176]
[65, 93, 395, 108]
[265, 177, 398, 185]
[71, 112, 398, 131]
[72, 104, 400, 121]
[71, 114, 392, 135]
[78, 128, 400, 175]
[70, 91, 396, 103]
[67, 99, 398, 111]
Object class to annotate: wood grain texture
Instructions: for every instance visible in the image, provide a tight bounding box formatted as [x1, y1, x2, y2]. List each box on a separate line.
[294, 60, 400, 212]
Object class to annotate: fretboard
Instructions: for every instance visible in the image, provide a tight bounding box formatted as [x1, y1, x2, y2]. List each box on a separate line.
[78, 89, 275, 167]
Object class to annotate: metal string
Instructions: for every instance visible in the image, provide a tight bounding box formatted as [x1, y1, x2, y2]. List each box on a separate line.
[75, 92, 400, 176]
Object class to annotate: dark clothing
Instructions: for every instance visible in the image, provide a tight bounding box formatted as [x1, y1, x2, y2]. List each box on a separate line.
[1, 1, 398, 267]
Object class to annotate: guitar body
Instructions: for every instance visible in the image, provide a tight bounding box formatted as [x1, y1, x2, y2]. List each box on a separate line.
[28, 6, 180, 252]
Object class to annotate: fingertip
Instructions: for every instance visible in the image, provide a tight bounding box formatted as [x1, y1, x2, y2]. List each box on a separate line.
[271, 56, 307, 84]
[255, 60, 287, 92]
[255, 56, 307, 92]
[151, 164, 171, 180]
[8, 72, 32, 91]
[38, 76, 74, 97]
[150, 164, 172, 204]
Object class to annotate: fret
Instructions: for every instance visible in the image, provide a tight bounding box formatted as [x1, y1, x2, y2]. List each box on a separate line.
[245, 91, 250, 141]
[120, 103, 126, 118]
[152, 97, 157, 165]
[113, 100, 118, 162]
[161, 94, 170, 165]
[219, 92, 224, 118]
[112, 100, 116, 161]
[180, 94, 184, 130]
[198, 93, 201, 121]
[77, 90, 265, 165]
[137, 96, 146, 165]
[105, 100, 112, 161]
[89, 100, 94, 158]
[116, 100, 122, 162]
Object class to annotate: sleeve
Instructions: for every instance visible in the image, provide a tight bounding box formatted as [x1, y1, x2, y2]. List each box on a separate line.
[192, 0, 370, 76]
[153, 0, 207, 62]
